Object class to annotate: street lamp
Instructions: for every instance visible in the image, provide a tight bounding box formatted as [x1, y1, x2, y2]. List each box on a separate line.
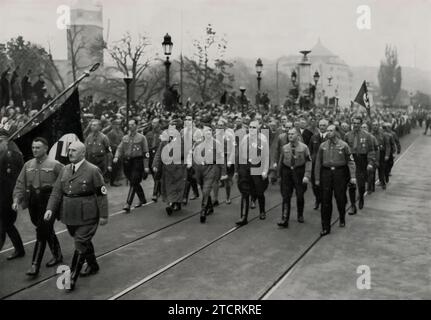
[298, 50, 312, 110]
[123, 77, 132, 132]
[255, 58, 263, 92]
[313, 71, 320, 86]
[312, 71, 320, 105]
[291, 70, 297, 86]
[162, 33, 173, 89]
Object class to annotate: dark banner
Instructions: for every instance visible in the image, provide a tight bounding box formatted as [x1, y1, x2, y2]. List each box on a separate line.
[14, 88, 83, 163]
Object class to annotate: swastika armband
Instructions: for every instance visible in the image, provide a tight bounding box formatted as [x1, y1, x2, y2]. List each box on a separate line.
[145, 152, 150, 158]
[96, 186, 108, 196]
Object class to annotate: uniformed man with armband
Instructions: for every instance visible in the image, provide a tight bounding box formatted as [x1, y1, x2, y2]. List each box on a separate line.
[13, 137, 64, 276]
[344, 116, 375, 214]
[315, 125, 356, 236]
[44, 141, 108, 292]
[114, 119, 150, 212]
[277, 128, 312, 228]
[85, 119, 113, 176]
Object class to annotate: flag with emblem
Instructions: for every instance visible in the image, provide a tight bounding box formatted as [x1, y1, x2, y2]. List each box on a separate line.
[14, 88, 84, 163]
[354, 81, 371, 116]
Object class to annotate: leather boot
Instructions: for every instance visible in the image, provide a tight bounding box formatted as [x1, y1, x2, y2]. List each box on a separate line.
[190, 181, 199, 200]
[26, 240, 46, 276]
[123, 187, 135, 213]
[358, 195, 364, 210]
[183, 181, 191, 205]
[152, 180, 160, 202]
[46, 233, 63, 267]
[258, 196, 266, 220]
[225, 184, 231, 204]
[236, 195, 249, 226]
[67, 251, 86, 292]
[166, 203, 174, 216]
[348, 184, 357, 215]
[277, 201, 290, 228]
[134, 184, 147, 208]
[80, 252, 99, 277]
[206, 196, 214, 215]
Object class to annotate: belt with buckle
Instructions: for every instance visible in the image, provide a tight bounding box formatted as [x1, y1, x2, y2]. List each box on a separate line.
[64, 192, 95, 198]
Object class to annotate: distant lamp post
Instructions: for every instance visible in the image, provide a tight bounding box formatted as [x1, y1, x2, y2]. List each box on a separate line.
[255, 58, 263, 92]
[313, 71, 320, 86]
[291, 70, 297, 86]
[123, 77, 132, 132]
[162, 33, 173, 89]
[298, 50, 312, 110]
[312, 71, 320, 105]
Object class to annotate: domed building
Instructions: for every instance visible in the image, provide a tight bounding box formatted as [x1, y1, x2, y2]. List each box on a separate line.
[282, 39, 354, 108]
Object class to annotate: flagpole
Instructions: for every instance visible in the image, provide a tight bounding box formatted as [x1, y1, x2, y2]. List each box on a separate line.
[8, 63, 100, 141]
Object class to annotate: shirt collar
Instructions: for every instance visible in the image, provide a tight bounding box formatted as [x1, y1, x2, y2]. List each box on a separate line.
[73, 159, 85, 172]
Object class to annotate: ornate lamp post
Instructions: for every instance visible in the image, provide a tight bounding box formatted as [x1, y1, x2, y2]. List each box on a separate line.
[256, 58, 263, 92]
[312, 70, 320, 105]
[123, 77, 132, 132]
[162, 33, 173, 89]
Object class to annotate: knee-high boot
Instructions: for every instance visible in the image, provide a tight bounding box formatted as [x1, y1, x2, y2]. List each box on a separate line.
[277, 199, 290, 227]
[152, 180, 160, 202]
[258, 195, 266, 220]
[134, 184, 147, 208]
[183, 181, 191, 205]
[46, 231, 63, 267]
[123, 186, 135, 212]
[67, 250, 86, 292]
[236, 194, 249, 226]
[348, 184, 357, 215]
[26, 240, 46, 276]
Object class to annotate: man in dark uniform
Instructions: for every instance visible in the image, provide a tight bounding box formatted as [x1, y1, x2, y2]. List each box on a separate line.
[344, 116, 375, 214]
[0, 129, 25, 259]
[13, 137, 64, 276]
[383, 122, 401, 182]
[190, 126, 227, 223]
[114, 119, 150, 212]
[85, 119, 113, 176]
[308, 119, 328, 210]
[44, 141, 108, 291]
[181, 115, 200, 205]
[106, 119, 123, 186]
[153, 119, 187, 215]
[235, 120, 270, 226]
[370, 121, 391, 191]
[315, 125, 356, 236]
[277, 128, 312, 228]
[145, 118, 163, 201]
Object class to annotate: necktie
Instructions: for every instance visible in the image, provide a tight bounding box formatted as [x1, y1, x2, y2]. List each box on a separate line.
[72, 165, 76, 175]
[353, 133, 359, 152]
[291, 146, 296, 167]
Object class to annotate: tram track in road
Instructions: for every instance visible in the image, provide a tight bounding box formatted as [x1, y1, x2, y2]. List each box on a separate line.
[1, 194, 242, 300]
[258, 135, 419, 300]
[107, 201, 284, 300]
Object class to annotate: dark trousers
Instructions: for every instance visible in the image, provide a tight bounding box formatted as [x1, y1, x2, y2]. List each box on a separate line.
[0, 195, 24, 253]
[110, 147, 121, 184]
[376, 150, 386, 186]
[124, 157, 146, 204]
[280, 165, 306, 217]
[353, 154, 368, 200]
[311, 161, 321, 204]
[320, 167, 348, 232]
[385, 154, 394, 182]
[67, 223, 98, 255]
[29, 189, 61, 257]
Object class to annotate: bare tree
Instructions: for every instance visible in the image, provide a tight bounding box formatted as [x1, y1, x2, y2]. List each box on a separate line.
[183, 24, 234, 103]
[66, 26, 87, 82]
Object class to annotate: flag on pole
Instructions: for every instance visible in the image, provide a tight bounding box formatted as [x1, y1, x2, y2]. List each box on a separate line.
[354, 81, 371, 116]
[14, 88, 83, 163]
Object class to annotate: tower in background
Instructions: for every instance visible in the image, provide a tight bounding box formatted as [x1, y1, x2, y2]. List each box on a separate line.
[67, 0, 104, 69]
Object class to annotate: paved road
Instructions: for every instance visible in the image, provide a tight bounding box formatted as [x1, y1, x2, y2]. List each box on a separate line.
[0, 129, 426, 300]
